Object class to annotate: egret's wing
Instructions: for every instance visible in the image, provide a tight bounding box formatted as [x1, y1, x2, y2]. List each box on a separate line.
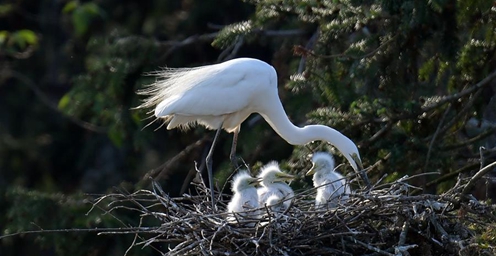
[155, 66, 256, 117]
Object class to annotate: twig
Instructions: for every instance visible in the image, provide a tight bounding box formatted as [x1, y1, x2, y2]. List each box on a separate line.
[297, 29, 320, 74]
[297, 34, 398, 60]
[355, 69, 496, 126]
[461, 160, 496, 196]
[155, 32, 218, 63]
[424, 70, 496, 112]
[156, 28, 307, 63]
[479, 146, 486, 169]
[124, 217, 142, 256]
[6, 165, 495, 255]
[422, 162, 480, 191]
[424, 104, 452, 172]
[3, 70, 107, 133]
[138, 135, 209, 187]
[0, 227, 155, 240]
[398, 221, 409, 246]
[345, 237, 395, 256]
[218, 35, 245, 61]
[365, 122, 393, 146]
[441, 126, 496, 150]
[425, 89, 483, 142]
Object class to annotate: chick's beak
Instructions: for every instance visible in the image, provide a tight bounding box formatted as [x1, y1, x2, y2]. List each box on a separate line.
[248, 178, 261, 186]
[275, 172, 296, 181]
[306, 164, 316, 176]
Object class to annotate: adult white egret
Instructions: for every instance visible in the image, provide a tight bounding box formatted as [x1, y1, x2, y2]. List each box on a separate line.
[306, 152, 351, 208]
[257, 161, 295, 211]
[137, 58, 367, 208]
[226, 170, 260, 220]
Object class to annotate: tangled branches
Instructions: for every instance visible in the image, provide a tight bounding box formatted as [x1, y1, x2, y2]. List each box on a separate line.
[90, 165, 496, 255]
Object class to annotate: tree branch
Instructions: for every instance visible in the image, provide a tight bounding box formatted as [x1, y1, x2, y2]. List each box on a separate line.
[2, 70, 108, 133]
[461, 160, 496, 196]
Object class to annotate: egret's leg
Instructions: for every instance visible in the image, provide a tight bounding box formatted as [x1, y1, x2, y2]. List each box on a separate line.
[206, 126, 223, 210]
[229, 128, 240, 169]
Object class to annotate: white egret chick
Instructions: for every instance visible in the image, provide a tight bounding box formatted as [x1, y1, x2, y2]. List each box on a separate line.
[227, 171, 261, 220]
[265, 193, 285, 213]
[307, 152, 351, 208]
[257, 162, 295, 211]
[137, 58, 368, 208]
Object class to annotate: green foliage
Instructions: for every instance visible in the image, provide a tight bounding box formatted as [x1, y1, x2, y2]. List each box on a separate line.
[245, 0, 496, 191]
[58, 33, 158, 146]
[63, 1, 106, 37]
[2, 0, 496, 254]
[212, 21, 253, 49]
[2, 187, 128, 256]
[0, 29, 39, 55]
[0, 3, 13, 16]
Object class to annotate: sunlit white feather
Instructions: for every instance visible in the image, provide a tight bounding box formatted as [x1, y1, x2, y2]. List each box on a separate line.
[227, 171, 260, 218]
[257, 162, 294, 211]
[310, 152, 351, 208]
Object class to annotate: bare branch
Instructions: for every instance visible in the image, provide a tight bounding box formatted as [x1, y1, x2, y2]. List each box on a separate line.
[2, 70, 108, 133]
[4, 160, 494, 255]
[461, 160, 496, 196]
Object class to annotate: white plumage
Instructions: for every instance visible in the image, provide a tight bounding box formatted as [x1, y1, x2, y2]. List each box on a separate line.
[307, 152, 351, 208]
[265, 193, 285, 213]
[227, 170, 260, 220]
[257, 161, 295, 211]
[137, 58, 367, 208]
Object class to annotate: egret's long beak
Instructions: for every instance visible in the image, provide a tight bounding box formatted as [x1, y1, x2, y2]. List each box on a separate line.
[350, 153, 371, 188]
[351, 153, 364, 171]
[275, 172, 295, 182]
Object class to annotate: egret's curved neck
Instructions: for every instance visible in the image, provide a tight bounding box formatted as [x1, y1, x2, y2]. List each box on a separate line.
[259, 100, 352, 146]
[258, 100, 358, 166]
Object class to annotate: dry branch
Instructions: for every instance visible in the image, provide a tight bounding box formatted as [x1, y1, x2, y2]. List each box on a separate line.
[85, 171, 496, 255]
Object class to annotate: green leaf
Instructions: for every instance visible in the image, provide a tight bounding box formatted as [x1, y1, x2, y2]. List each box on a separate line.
[108, 125, 124, 147]
[58, 94, 71, 110]
[16, 29, 38, 45]
[0, 4, 13, 16]
[80, 2, 101, 15]
[7, 30, 38, 49]
[62, 0, 79, 13]
[0, 30, 9, 44]
[71, 3, 104, 36]
[418, 56, 436, 82]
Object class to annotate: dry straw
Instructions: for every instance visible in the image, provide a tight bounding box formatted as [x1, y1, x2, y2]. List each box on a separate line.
[91, 162, 496, 255]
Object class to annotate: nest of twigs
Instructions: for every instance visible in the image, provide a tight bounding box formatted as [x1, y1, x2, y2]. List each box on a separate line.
[92, 165, 496, 256]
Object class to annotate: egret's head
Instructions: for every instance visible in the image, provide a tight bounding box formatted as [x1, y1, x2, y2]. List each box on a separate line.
[347, 151, 372, 188]
[231, 170, 260, 193]
[258, 161, 295, 186]
[265, 194, 284, 211]
[306, 152, 335, 176]
[346, 152, 363, 173]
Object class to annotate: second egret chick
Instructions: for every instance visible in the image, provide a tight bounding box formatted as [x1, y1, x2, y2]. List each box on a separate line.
[227, 170, 261, 221]
[265, 193, 286, 214]
[307, 152, 351, 208]
[257, 162, 295, 211]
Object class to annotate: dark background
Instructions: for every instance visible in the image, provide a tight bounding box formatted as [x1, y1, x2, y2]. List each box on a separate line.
[1, 0, 495, 255]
